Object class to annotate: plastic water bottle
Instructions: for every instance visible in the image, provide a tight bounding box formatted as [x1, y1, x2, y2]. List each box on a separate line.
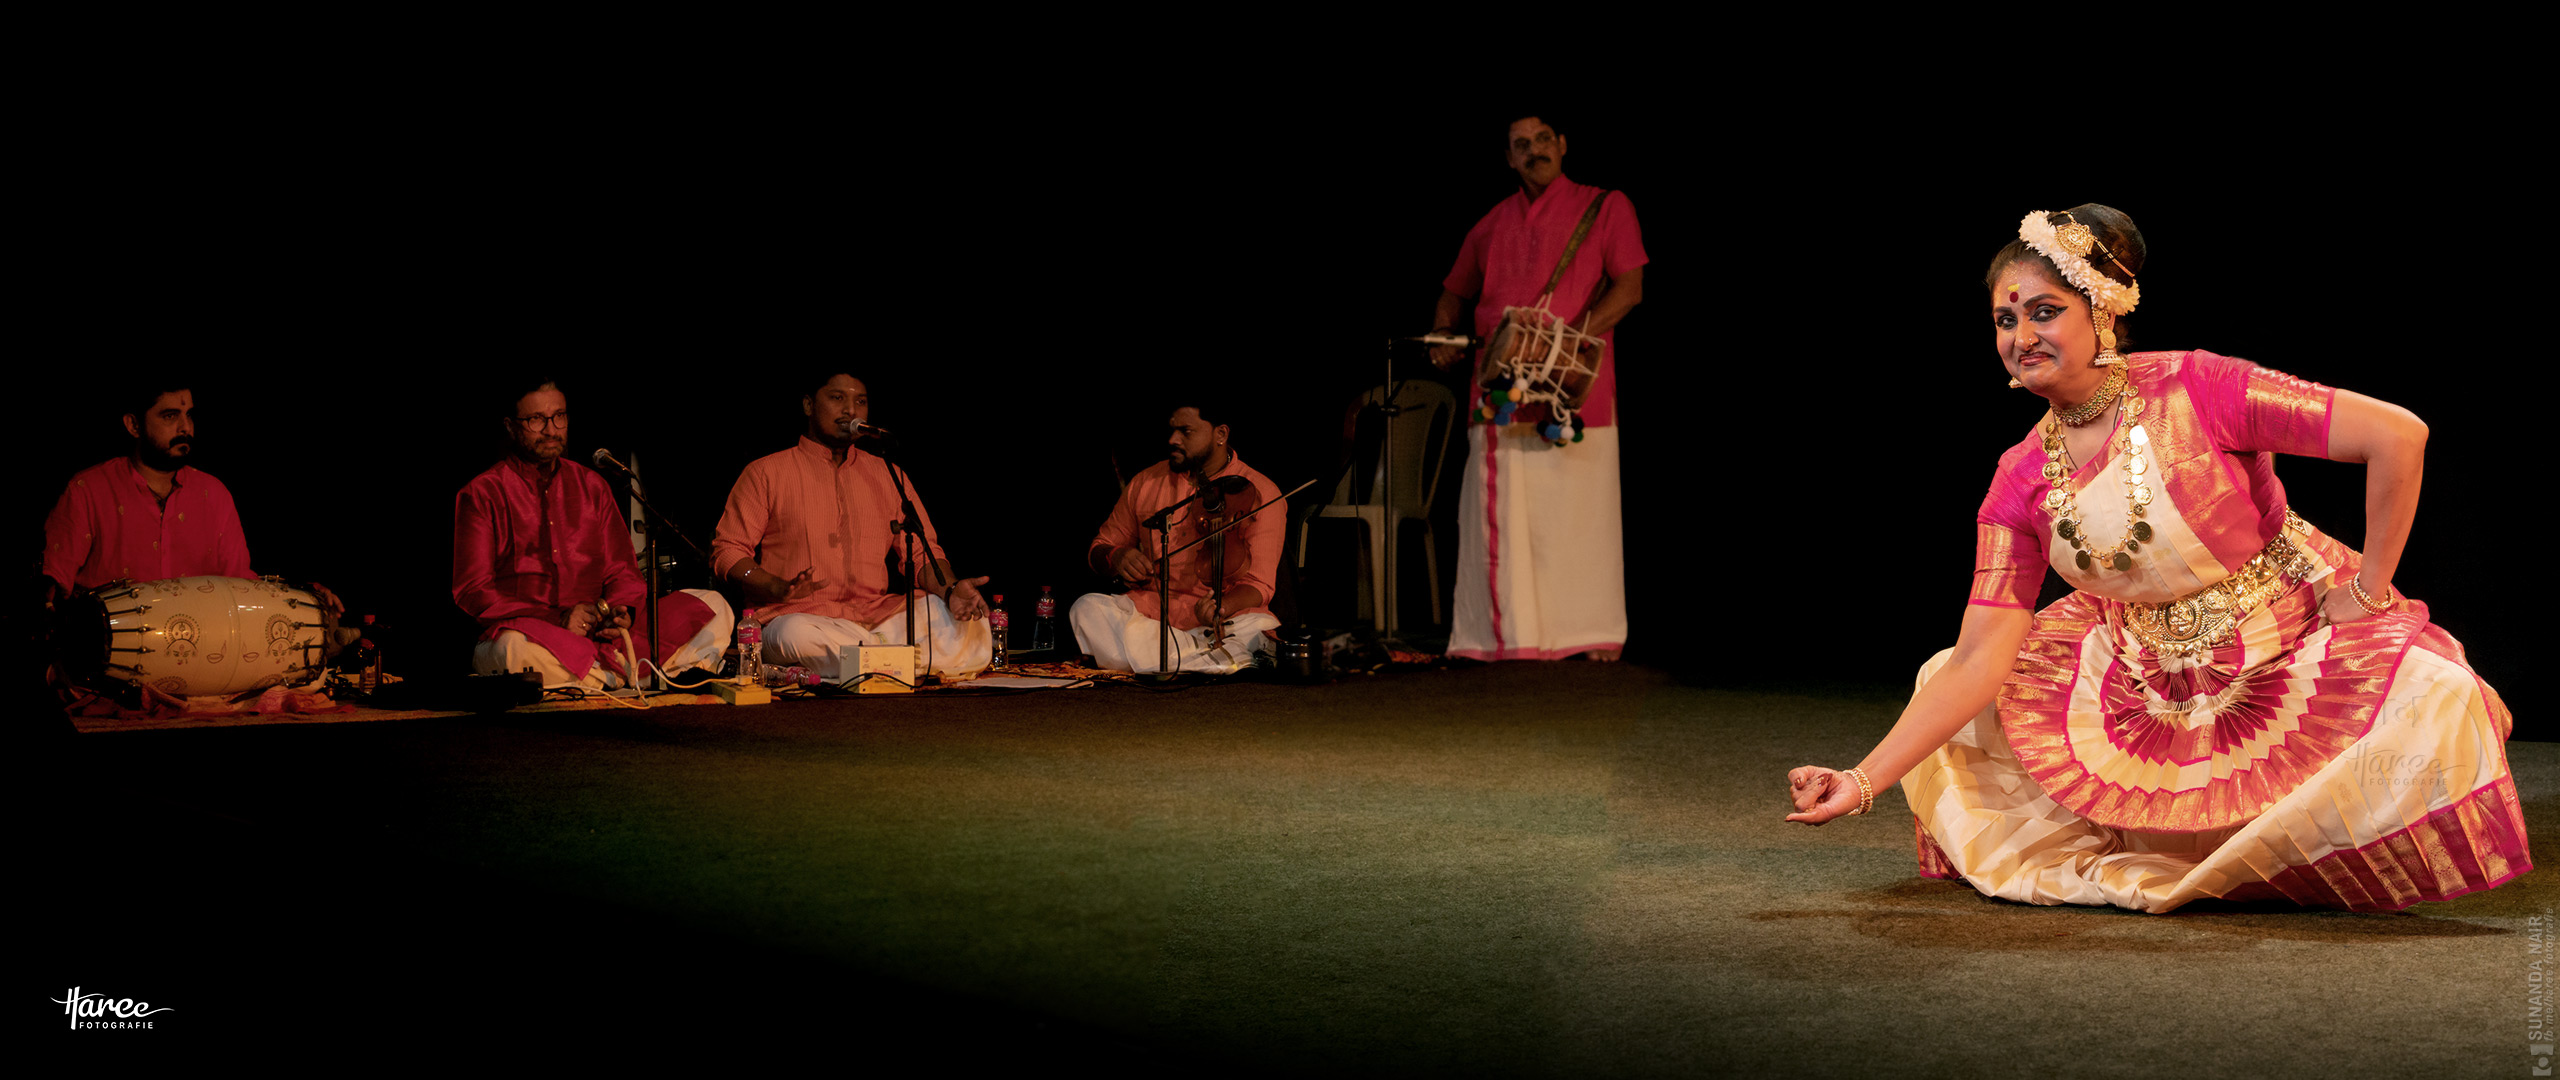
[988, 593, 1010, 669]
[761, 665, 817, 689]
[1031, 585, 1057, 652]
[735, 608, 763, 684]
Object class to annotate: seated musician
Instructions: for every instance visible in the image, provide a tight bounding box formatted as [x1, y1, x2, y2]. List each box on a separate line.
[42, 382, 253, 600]
[1072, 402, 1284, 674]
[41, 380, 353, 712]
[710, 373, 990, 681]
[453, 377, 734, 690]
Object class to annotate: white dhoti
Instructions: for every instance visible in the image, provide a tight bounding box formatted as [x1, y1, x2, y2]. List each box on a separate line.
[473, 589, 736, 691]
[1069, 592, 1278, 675]
[1448, 424, 1626, 661]
[762, 594, 991, 680]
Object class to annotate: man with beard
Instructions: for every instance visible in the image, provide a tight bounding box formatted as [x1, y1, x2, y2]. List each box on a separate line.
[453, 377, 734, 690]
[712, 373, 990, 681]
[42, 383, 253, 598]
[1428, 112, 1645, 662]
[1070, 402, 1283, 674]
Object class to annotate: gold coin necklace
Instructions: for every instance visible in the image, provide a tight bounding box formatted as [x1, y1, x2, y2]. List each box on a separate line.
[2040, 378, 2153, 573]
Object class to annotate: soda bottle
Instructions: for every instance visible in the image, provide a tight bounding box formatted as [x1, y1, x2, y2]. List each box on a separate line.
[1031, 585, 1057, 652]
[988, 593, 1011, 669]
[735, 608, 763, 684]
[352, 614, 382, 695]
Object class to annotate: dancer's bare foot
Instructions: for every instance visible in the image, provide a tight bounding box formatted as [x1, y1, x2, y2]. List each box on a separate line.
[1581, 648, 1622, 662]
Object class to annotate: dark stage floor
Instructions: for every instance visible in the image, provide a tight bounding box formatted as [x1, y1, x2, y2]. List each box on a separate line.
[32, 664, 2557, 1073]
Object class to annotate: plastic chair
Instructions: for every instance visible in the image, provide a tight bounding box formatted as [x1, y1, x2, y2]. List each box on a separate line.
[1297, 380, 1456, 634]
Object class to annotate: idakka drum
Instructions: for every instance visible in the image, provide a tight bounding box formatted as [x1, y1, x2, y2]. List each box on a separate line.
[1476, 299, 1602, 446]
[60, 576, 336, 701]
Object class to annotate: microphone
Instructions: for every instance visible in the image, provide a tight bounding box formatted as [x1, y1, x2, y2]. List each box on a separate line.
[590, 448, 635, 479]
[1148, 474, 1254, 527]
[852, 420, 899, 449]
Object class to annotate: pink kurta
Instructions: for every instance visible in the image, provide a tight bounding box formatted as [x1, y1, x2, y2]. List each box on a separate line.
[1443, 174, 1643, 662]
[1904, 350, 2526, 912]
[1441, 174, 1647, 427]
[452, 457, 711, 680]
[712, 436, 950, 628]
[1090, 454, 1283, 632]
[43, 457, 254, 594]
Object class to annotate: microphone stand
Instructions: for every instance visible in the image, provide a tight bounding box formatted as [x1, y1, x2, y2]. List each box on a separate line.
[867, 436, 938, 687]
[1141, 477, 1245, 681]
[1377, 337, 1402, 638]
[609, 453, 712, 690]
[1145, 477, 1319, 683]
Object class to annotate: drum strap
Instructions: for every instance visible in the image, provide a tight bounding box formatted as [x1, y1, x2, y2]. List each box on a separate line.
[1538, 189, 1613, 300]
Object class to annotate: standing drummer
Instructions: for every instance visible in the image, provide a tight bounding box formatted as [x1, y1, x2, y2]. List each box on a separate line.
[1428, 112, 1646, 663]
[40, 382, 253, 600]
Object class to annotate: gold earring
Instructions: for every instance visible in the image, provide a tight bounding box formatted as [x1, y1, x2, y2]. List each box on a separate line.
[2008, 376, 2024, 389]
[2092, 308, 2124, 367]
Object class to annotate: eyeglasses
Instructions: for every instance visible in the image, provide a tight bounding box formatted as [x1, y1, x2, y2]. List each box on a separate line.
[1509, 131, 1556, 153]
[513, 411, 569, 430]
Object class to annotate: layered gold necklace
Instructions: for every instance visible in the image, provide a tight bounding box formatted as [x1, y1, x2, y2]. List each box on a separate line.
[2040, 369, 2153, 573]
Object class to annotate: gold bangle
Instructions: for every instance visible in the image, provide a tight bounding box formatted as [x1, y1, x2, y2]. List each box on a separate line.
[2347, 575, 2393, 615]
[1844, 767, 1876, 817]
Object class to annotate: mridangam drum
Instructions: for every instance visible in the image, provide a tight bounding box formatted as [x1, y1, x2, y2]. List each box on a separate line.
[63, 576, 334, 701]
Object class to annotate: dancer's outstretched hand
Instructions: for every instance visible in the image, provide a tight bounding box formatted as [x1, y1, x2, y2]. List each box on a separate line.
[1785, 766, 1863, 825]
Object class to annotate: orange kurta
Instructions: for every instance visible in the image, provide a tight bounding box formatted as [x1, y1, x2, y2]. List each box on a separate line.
[1090, 453, 1282, 632]
[712, 436, 950, 627]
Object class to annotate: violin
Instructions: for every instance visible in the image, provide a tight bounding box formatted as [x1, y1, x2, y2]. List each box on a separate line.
[1194, 482, 1241, 646]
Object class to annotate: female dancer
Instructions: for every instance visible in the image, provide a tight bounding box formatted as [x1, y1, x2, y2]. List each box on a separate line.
[1784, 205, 2526, 912]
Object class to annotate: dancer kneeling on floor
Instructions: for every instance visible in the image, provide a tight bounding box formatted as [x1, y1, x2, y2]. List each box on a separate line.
[1783, 205, 2526, 914]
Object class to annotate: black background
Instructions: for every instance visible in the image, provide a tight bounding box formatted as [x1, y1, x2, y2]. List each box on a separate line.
[16, 81, 2536, 735]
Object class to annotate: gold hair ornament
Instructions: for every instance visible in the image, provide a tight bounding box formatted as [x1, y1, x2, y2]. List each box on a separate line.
[2019, 210, 2140, 366]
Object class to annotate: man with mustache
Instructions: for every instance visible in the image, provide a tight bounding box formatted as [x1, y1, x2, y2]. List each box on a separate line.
[1428, 112, 1647, 663]
[712, 373, 990, 681]
[41, 383, 253, 599]
[1071, 402, 1283, 674]
[453, 377, 734, 690]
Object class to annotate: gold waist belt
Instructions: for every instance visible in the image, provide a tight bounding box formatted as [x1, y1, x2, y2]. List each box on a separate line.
[2118, 512, 2319, 658]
